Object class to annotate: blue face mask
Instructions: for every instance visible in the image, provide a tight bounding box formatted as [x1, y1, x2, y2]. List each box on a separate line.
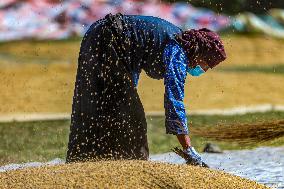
[187, 65, 205, 77]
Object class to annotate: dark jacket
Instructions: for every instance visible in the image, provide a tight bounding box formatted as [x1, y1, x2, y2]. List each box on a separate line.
[104, 13, 182, 79]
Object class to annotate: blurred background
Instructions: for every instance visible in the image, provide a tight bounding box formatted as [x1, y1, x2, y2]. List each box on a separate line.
[0, 0, 284, 187]
[1, 0, 284, 113]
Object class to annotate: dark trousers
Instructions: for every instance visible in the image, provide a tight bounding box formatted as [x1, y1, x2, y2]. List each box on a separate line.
[66, 14, 149, 163]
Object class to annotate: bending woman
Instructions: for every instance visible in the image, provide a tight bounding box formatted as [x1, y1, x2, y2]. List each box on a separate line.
[66, 13, 226, 166]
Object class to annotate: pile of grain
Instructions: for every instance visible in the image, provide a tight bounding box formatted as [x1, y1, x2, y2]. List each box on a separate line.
[0, 160, 268, 189]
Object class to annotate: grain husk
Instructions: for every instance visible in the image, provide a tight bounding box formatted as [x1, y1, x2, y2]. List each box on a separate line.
[0, 160, 269, 189]
[192, 120, 284, 144]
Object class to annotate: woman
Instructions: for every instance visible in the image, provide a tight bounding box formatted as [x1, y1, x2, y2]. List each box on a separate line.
[66, 13, 226, 166]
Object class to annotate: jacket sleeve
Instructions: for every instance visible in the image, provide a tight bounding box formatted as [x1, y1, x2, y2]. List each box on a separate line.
[163, 40, 188, 135]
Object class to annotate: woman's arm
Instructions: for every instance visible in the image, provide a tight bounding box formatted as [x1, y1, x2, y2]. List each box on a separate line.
[177, 134, 191, 150]
[163, 40, 191, 149]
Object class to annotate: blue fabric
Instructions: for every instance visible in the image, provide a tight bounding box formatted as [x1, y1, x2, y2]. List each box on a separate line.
[187, 65, 205, 76]
[163, 40, 188, 135]
[133, 39, 189, 134]
[133, 71, 140, 88]
[123, 14, 182, 79]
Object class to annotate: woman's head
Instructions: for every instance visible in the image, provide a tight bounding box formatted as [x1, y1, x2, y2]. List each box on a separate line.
[175, 28, 226, 70]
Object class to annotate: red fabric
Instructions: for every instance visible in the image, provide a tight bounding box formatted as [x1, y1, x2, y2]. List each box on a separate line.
[175, 28, 226, 68]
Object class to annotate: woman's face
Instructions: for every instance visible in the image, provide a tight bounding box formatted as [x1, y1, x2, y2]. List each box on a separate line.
[197, 59, 210, 72]
[190, 58, 210, 72]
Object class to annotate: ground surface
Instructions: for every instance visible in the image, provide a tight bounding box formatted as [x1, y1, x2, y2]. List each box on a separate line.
[1, 112, 284, 166]
[0, 35, 283, 188]
[0, 160, 269, 189]
[0, 35, 284, 114]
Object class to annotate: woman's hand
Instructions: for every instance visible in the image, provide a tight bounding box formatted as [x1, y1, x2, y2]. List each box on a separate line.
[172, 146, 209, 168]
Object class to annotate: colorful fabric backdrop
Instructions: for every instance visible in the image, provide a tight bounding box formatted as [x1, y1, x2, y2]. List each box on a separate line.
[1, 0, 284, 41]
[0, 0, 230, 41]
